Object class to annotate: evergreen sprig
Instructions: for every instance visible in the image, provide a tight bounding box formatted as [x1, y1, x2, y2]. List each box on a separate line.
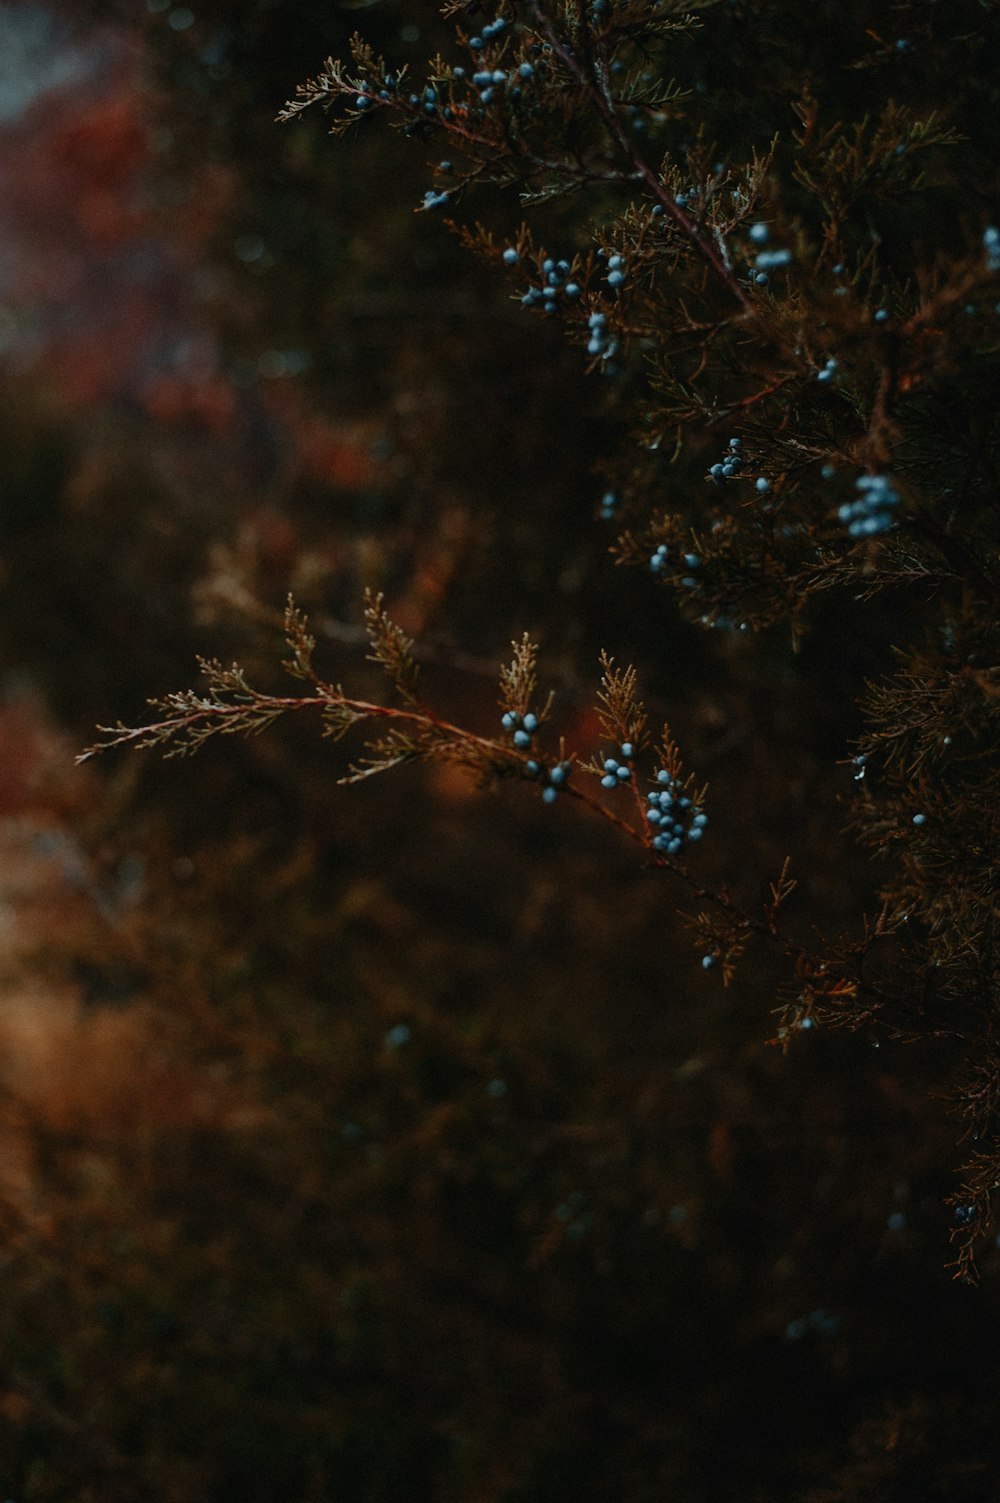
[101, 0, 1000, 1276]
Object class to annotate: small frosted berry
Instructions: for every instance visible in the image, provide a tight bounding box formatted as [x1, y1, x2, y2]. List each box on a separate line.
[912, 813, 926, 826]
[514, 729, 532, 749]
[953, 1204, 976, 1226]
[754, 249, 792, 270]
[755, 477, 770, 492]
[620, 742, 633, 759]
[502, 247, 520, 265]
[984, 226, 1000, 271]
[701, 954, 717, 970]
[608, 270, 625, 288]
[522, 713, 539, 733]
[748, 222, 770, 245]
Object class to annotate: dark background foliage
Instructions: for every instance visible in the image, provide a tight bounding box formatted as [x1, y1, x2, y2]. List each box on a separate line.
[0, 2, 997, 1499]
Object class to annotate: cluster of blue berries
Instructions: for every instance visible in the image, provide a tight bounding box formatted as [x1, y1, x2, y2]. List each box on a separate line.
[709, 437, 744, 483]
[502, 708, 539, 750]
[745, 222, 792, 285]
[646, 771, 707, 855]
[599, 490, 618, 520]
[650, 545, 701, 585]
[355, 72, 469, 135]
[752, 248, 792, 286]
[984, 226, 1000, 272]
[470, 65, 513, 105]
[586, 310, 617, 361]
[406, 83, 445, 120]
[526, 760, 571, 804]
[816, 356, 838, 383]
[838, 473, 900, 538]
[606, 253, 626, 290]
[672, 184, 702, 210]
[455, 26, 536, 105]
[502, 710, 571, 804]
[468, 16, 509, 47]
[600, 743, 634, 789]
[516, 255, 582, 312]
[954, 1203, 976, 1226]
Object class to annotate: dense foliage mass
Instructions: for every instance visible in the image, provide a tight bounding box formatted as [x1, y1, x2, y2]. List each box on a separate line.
[0, 1, 998, 1499]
